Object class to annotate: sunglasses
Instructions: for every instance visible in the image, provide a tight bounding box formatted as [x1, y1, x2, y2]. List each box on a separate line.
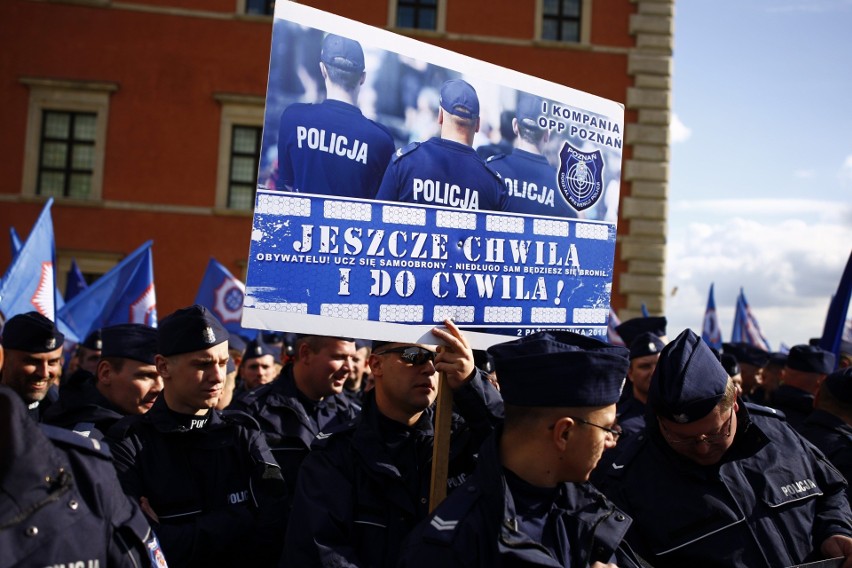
[374, 346, 437, 366]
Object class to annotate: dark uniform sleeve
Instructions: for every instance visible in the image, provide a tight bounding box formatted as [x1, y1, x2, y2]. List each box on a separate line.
[375, 152, 402, 202]
[806, 441, 852, 543]
[450, 368, 503, 441]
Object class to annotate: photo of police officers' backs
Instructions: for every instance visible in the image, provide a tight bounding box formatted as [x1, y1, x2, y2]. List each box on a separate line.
[258, 20, 622, 221]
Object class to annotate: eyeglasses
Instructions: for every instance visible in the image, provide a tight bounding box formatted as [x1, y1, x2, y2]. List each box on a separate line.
[374, 346, 436, 366]
[550, 416, 622, 440]
[659, 409, 734, 446]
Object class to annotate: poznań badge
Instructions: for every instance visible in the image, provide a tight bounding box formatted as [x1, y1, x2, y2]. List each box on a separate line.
[557, 141, 605, 211]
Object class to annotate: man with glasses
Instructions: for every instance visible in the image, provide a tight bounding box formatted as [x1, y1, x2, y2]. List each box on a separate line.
[282, 320, 502, 567]
[596, 329, 852, 567]
[400, 331, 641, 568]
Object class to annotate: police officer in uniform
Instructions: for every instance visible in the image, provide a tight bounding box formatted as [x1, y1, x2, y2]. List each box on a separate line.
[0, 311, 63, 421]
[376, 79, 509, 211]
[400, 331, 641, 568]
[232, 335, 279, 403]
[596, 329, 852, 568]
[487, 94, 578, 218]
[723, 341, 769, 404]
[63, 328, 102, 386]
[276, 34, 396, 198]
[772, 344, 836, 432]
[799, 367, 852, 498]
[108, 305, 287, 567]
[282, 320, 502, 567]
[615, 332, 666, 438]
[44, 323, 162, 439]
[0, 385, 165, 567]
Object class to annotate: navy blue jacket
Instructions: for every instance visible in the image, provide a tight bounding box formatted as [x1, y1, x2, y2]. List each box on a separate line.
[376, 137, 509, 211]
[800, 409, 852, 499]
[487, 149, 577, 218]
[108, 396, 288, 567]
[595, 403, 852, 567]
[282, 370, 503, 567]
[399, 429, 642, 568]
[277, 99, 396, 198]
[43, 372, 124, 439]
[0, 386, 162, 568]
[770, 384, 814, 432]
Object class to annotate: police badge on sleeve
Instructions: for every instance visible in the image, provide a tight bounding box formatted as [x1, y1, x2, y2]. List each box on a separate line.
[557, 142, 605, 211]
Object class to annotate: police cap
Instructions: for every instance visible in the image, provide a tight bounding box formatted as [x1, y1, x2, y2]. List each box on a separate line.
[243, 337, 276, 362]
[81, 329, 103, 351]
[722, 342, 769, 367]
[101, 323, 157, 365]
[440, 79, 480, 120]
[628, 332, 665, 360]
[1, 311, 64, 353]
[823, 367, 852, 403]
[786, 344, 835, 374]
[516, 93, 543, 128]
[649, 329, 729, 424]
[487, 331, 628, 408]
[614, 316, 667, 347]
[320, 34, 365, 72]
[720, 353, 740, 377]
[157, 304, 229, 356]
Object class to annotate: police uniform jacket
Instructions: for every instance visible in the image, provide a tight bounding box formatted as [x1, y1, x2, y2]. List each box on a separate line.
[487, 149, 577, 218]
[231, 363, 360, 493]
[770, 384, 815, 432]
[398, 428, 640, 568]
[282, 369, 503, 568]
[1, 387, 161, 568]
[800, 409, 852, 499]
[375, 137, 509, 212]
[42, 372, 124, 439]
[596, 403, 852, 567]
[108, 396, 288, 567]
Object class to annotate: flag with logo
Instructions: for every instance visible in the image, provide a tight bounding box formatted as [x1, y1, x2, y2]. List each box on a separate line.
[0, 199, 58, 322]
[64, 258, 88, 302]
[194, 257, 251, 338]
[58, 241, 157, 339]
[731, 288, 770, 351]
[701, 283, 722, 350]
[818, 249, 852, 368]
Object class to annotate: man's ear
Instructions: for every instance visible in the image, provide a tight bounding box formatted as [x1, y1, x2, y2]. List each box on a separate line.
[97, 359, 112, 386]
[551, 416, 575, 451]
[155, 354, 171, 381]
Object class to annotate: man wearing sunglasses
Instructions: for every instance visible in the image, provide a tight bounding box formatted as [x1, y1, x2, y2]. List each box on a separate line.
[596, 329, 852, 568]
[282, 319, 502, 567]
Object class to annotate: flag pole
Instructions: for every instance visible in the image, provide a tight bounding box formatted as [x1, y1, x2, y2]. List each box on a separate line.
[429, 370, 452, 512]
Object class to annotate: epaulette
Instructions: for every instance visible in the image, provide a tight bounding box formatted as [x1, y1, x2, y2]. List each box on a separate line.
[422, 482, 481, 546]
[744, 401, 786, 420]
[391, 142, 420, 163]
[486, 153, 507, 163]
[220, 409, 263, 430]
[41, 424, 112, 459]
[311, 418, 359, 449]
[484, 162, 503, 182]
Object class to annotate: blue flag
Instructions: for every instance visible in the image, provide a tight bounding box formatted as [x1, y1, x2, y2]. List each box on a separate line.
[818, 249, 852, 368]
[9, 227, 23, 261]
[607, 307, 625, 346]
[65, 258, 88, 302]
[731, 288, 770, 351]
[640, 303, 650, 318]
[702, 283, 722, 350]
[0, 199, 58, 322]
[58, 241, 157, 340]
[194, 257, 251, 338]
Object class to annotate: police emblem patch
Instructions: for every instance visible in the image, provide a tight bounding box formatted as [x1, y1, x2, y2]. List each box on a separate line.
[45, 337, 56, 350]
[557, 141, 605, 211]
[202, 326, 216, 344]
[673, 413, 690, 424]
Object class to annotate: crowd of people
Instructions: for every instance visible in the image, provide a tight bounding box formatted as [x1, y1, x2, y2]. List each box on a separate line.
[2, 303, 851, 567]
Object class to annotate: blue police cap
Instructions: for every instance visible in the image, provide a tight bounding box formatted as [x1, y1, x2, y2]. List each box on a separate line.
[81, 329, 103, 351]
[628, 332, 666, 360]
[516, 93, 543, 127]
[487, 331, 629, 407]
[786, 344, 835, 374]
[157, 304, 229, 357]
[1, 312, 64, 353]
[440, 79, 480, 120]
[228, 333, 247, 353]
[722, 342, 768, 367]
[243, 337, 276, 362]
[823, 367, 852, 403]
[614, 316, 667, 347]
[766, 351, 788, 366]
[320, 34, 365, 72]
[101, 323, 157, 365]
[720, 353, 740, 377]
[648, 329, 729, 424]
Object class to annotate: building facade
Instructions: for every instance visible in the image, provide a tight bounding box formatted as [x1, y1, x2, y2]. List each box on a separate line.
[0, 0, 672, 322]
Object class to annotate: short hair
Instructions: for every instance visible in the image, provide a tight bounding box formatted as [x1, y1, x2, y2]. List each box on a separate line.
[517, 121, 546, 146]
[718, 378, 737, 412]
[445, 112, 477, 132]
[503, 403, 596, 433]
[100, 356, 126, 373]
[295, 335, 354, 360]
[325, 65, 363, 91]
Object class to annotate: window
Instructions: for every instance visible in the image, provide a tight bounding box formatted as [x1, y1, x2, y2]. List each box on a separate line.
[542, 0, 582, 42]
[214, 93, 266, 211]
[396, 0, 437, 30]
[244, 0, 274, 16]
[227, 125, 263, 210]
[21, 78, 116, 200]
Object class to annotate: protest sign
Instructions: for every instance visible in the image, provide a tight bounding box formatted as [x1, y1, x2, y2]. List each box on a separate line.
[243, 2, 624, 349]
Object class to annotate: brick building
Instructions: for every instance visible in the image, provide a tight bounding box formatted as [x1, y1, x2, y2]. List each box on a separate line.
[0, 0, 672, 321]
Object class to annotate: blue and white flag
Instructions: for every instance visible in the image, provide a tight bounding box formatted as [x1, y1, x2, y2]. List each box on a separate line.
[195, 257, 251, 338]
[818, 249, 852, 368]
[0, 199, 57, 322]
[58, 241, 157, 339]
[731, 288, 770, 351]
[607, 307, 625, 346]
[701, 283, 722, 350]
[9, 227, 23, 261]
[64, 258, 88, 302]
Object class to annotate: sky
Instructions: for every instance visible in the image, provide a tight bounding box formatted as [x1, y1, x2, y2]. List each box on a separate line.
[663, 0, 852, 350]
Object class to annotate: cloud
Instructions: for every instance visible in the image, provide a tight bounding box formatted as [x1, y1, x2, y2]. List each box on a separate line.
[669, 113, 692, 144]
